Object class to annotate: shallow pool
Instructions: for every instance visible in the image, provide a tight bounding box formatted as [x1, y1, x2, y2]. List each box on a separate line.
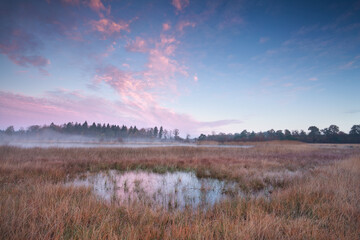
[67, 170, 245, 210]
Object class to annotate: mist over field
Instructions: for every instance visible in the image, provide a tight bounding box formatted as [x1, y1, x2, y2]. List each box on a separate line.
[1, 122, 359, 148]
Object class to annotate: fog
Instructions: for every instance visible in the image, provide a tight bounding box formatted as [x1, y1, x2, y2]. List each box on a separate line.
[0, 130, 253, 149]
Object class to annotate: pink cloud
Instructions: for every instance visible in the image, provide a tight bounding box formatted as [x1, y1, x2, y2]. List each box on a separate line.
[160, 35, 176, 45]
[10, 55, 50, 67]
[0, 91, 124, 128]
[61, 0, 110, 17]
[93, 62, 233, 134]
[144, 36, 187, 86]
[88, 0, 106, 12]
[98, 33, 187, 102]
[177, 21, 196, 32]
[125, 37, 147, 53]
[100, 41, 117, 58]
[93, 61, 191, 129]
[0, 90, 240, 135]
[193, 74, 198, 82]
[146, 49, 186, 82]
[87, 0, 110, 17]
[51, 20, 84, 41]
[121, 34, 185, 88]
[163, 23, 171, 31]
[91, 18, 130, 37]
[122, 63, 130, 68]
[94, 65, 147, 97]
[0, 29, 50, 74]
[309, 77, 318, 81]
[172, 0, 189, 11]
[0, 89, 155, 129]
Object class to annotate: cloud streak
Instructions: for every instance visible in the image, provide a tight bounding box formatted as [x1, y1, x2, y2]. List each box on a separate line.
[91, 29, 238, 134]
[0, 29, 50, 74]
[87, 0, 109, 15]
[162, 23, 171, 31]
[125, 37, 147, 53]
[177, 21, 196, 32]
[172, 0, 189, 11]
[62, 0, 110, 16]
[91, 18, 130, 37]
[0, 90, 240, 134]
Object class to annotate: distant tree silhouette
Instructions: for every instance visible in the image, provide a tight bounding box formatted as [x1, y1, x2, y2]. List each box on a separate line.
[198, 134, 206, 141]
[174, 129, 179, 139]
[350, 125, 360, 135]
[284, 129, 292, 140]
[153, 126, 159, 138]
[5, 126, 15, 135]
[308, 126, 320, 142]
[276, 130, 284, 140]
[159, 126, 163, 139]
[322, 125, 339, 135]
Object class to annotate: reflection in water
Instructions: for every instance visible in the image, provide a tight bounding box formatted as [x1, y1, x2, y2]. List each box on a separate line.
[68, 170, 244, 210]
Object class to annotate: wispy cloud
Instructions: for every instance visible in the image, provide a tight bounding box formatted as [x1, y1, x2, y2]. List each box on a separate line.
[121, 34, 186, 89]
[89, 27, 240, 134]
[177, 21, 196, 32]
[162, 23, 171, 31]
[309, 77, 318, 81]
[0, 90, 133, 127]
[0, 29, 50, 75]
[62, 0, 110, 17]
[101, 41, 117, 58]
[340, 56, 360, 69]
[172, 0, 189, 11]
[9, 55, 50, 68]
[125, 37, 147, 53]
[87, 0, 109, 16]
[91, 18, 130, 37]
[0, 90, 240, 134]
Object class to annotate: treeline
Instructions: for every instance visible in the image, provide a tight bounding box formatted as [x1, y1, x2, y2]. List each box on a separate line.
[2, 122, 360, 143]
[1, 122, 182, 141]
[198, 124, 360, 143]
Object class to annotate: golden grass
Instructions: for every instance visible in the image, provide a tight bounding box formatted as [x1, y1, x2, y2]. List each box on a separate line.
[0, 144, 359, 239]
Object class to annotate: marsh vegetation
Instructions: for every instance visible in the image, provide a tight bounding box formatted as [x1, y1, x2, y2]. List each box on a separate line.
[0, 143, 359, 239]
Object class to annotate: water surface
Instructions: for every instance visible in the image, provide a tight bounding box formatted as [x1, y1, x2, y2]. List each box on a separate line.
[67, 170, 245, 210]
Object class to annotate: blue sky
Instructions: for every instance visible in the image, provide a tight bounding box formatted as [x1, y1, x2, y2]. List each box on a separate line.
[0, 0, 359, 136]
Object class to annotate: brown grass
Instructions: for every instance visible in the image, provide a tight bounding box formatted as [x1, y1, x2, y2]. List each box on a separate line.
[0, 144, 359, 239]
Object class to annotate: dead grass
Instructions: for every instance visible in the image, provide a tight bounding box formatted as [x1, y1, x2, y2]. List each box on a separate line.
[0, 144, 359, 239]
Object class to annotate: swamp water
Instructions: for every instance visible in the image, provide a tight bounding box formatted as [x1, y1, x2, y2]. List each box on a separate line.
[67, 170, 254, 210]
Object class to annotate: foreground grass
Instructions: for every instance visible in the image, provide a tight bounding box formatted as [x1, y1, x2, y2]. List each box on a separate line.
[0, 144, 359, 239]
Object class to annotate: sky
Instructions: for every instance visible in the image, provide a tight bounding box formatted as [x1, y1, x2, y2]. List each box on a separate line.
[0, 0, 359, 136]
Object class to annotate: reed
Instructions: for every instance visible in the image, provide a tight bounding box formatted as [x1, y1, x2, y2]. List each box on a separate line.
[0, 144, 359, 239]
